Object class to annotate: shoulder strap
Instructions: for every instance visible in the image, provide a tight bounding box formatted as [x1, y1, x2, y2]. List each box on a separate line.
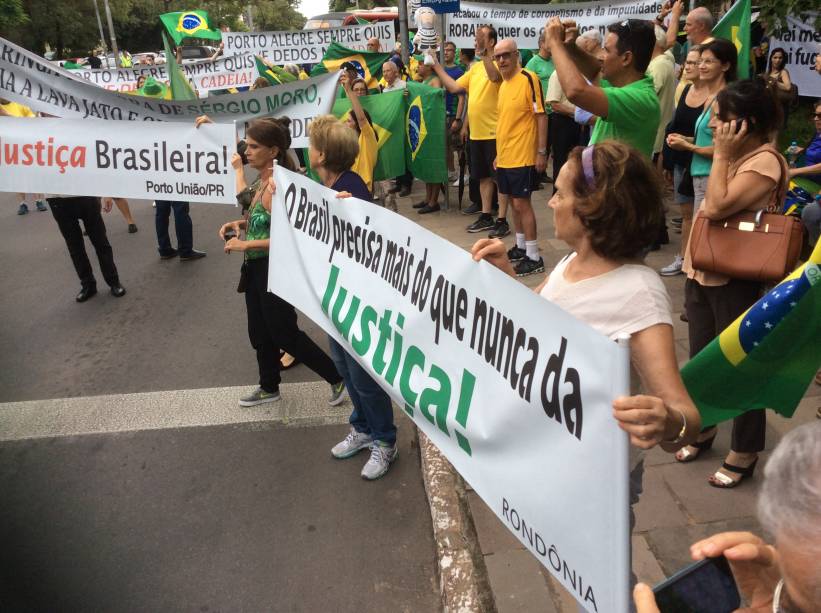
[519, 69, 538, 108]
[737, 145, 788, 213]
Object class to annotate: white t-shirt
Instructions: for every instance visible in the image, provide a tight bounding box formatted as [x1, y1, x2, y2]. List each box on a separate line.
[540, 253, 673, 341]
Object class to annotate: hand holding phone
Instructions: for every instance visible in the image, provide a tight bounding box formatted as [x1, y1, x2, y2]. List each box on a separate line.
[652, 555, 740, 613]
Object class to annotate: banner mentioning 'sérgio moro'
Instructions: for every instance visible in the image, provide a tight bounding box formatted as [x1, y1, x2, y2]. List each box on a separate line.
[268, 166, 633, 613]
[0, 117, 236, 203]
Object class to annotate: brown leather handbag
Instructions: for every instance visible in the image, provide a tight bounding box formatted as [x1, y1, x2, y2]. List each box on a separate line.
[689, 147, 803, 283]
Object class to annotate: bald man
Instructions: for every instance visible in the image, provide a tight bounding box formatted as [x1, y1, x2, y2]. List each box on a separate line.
[367, 37, 380, 53]
[666, 1, 714, 52]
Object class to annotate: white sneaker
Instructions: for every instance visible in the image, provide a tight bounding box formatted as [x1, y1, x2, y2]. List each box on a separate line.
[660, 255, 684, 276]
[331, 428, 373, 459]
[361, 442, 398, 480]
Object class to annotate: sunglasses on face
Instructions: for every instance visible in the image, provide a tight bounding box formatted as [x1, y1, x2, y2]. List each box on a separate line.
[493, 50, 518, 62]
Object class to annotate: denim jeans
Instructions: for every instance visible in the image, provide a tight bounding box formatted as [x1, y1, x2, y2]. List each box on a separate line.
[328, 337, 396, 446]
[155, 200, 193, 256]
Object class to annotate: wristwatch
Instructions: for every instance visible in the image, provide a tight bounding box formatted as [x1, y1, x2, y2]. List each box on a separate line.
[537, 148, 548, 156]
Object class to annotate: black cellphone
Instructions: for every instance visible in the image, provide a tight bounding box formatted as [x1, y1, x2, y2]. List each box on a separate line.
[236, 139, 248, 166]
[652, 556, 741, 613]
[733, 118, 748, 133]
[223, 229, 237, 242]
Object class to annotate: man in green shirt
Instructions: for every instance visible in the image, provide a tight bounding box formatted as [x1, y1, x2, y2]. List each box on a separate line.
[525, 30, 555, 98]
[545, 17, 660, 158]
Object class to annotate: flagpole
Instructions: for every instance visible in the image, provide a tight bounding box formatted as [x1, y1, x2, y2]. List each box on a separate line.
[439, 13, 450, 211]
[102, 0, 121, 67]
[398, 0, 410, 65]
[91, 0, 109, 57]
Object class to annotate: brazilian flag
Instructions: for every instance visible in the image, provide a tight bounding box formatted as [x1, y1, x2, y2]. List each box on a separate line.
[160, 10, 222, 46]
[405, 81, 447, 184]
[333, 90, 406, 181]
[310, 42, 389, 89]
[712, 0, 751, 78]
[163, 33, 197, 100]
[682, 238, 821, 427]
[255, 56, 298, 85]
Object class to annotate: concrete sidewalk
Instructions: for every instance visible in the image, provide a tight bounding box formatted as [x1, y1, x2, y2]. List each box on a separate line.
[397, 181, 821, 612]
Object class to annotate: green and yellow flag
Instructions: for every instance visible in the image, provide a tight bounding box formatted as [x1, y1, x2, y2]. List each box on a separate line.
[712, 0, 751, 78]
[255, 56, 298, 85]
[405, 81, 447, 184]
[163, 33, 197, 100]
[159, 10, 221, 46]
[682, 238, 821, 427]
[333, 90, 406, 181]
[310, 42, 389, 89]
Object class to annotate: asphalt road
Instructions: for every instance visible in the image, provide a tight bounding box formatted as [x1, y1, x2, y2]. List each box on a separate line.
[1, 193, 331, 402]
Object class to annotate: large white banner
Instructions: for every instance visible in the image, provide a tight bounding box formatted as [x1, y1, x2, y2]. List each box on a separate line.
[268, 167, 631, 613]
[0, 37, 338, 147]
[223, 21, 396, 64]
[69, 54, 258, 95]
[768, 14, 821, 99]
[446, 0, 660, 49]
[0, 117, 236, 203]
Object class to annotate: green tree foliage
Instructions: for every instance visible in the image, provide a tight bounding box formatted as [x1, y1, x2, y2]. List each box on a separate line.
[0, 0, 28, 30]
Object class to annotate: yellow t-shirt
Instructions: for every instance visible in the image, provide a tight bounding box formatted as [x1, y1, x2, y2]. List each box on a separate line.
[456, 61, 500, 141]
[496, 69, 545, 168]
[352, 120, 378, 193]
[1, 101, 35, 117]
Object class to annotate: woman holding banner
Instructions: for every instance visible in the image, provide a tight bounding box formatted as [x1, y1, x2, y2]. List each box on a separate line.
[472, 140, 702, 540]
[212, 117, 346, 409]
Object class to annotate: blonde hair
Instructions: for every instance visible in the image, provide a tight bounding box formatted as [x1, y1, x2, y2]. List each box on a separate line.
[309, 115, 359, 174]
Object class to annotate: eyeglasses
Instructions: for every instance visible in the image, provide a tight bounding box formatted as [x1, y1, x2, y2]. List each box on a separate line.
[493, 50, 518, 62]
[812, 113, 821, 119]
[619, 20, 633, 35]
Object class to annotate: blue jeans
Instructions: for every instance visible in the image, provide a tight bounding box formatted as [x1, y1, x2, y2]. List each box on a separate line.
[328, 337, 396, 446]
[155, 200, 193, 256]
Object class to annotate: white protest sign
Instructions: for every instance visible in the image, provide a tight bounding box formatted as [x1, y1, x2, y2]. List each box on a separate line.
[767, 14, 821, 99]
[69, 54, 258, 94]
[445, 0, 661, 49]
[223, 21, 395, 64]
[0, 117, 235, 203]
[268, 166, 631, 613]
[0, 37, 338, 147]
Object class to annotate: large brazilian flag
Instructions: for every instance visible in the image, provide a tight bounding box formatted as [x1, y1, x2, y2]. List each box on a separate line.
[682, 237, 821, 427]
[712, 0, 751, 79]
[159, 10, 222, 46]
[404, 80, 447, 184]
[310, 43, 389, 90]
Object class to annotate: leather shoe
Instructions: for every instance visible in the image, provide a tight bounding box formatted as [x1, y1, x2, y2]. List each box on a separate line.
[76, 287, 97, 303]
[418, 204, 441, 214]
[110, 284, 126, 298]
[398, 187, 412, 197]
[159, 248, 179, 260]
[412, 201, 427, 209]
[180, 249, 207, 261]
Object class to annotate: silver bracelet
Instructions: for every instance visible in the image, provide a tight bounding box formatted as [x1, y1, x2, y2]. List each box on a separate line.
[772, 578, 784, 613]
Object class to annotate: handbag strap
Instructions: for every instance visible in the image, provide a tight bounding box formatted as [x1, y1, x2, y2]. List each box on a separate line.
[732, 144, 788, 214]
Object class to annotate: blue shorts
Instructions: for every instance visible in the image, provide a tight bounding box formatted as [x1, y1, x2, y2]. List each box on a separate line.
[497, 166, 536, 198]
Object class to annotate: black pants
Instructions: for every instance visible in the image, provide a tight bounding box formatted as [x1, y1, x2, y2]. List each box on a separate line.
[244, 257, 341, 393]
[550, 113, 582, 181]
[48, 196, 119, 290]
[685, 278, 765, 453]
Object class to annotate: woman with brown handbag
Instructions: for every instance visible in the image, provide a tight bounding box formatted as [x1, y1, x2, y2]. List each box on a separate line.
[678, 79, 787, 488]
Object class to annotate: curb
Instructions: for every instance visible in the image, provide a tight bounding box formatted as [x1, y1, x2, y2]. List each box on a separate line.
[418, 430, 497, 613]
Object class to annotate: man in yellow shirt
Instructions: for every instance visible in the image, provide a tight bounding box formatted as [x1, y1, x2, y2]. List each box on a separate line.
[491, 39, 547, 277]
[0, 98, 48, 214]
[433, 25, 502, 233]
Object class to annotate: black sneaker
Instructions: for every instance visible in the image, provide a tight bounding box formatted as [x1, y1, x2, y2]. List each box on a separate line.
[418, 204, 441, 214]
[507, 246, 526, 263]
[515, 257, 545, 277]
[488, 218, 510, 239]
[466, 214, 494, 233]
[180, 249, 207, 261]
[461, 203, 481, 215]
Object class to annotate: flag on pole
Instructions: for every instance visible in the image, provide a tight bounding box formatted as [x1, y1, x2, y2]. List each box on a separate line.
[682, 237, 821, 427]
[404, 81, 447, 184]
[712, 0, 751, 78]
[310, 42, 390, 89]
[255, 56, 298, 85]
[333, 90, 406, 181]
[162, 33, 197, 100]
[159, 10, 222, 46]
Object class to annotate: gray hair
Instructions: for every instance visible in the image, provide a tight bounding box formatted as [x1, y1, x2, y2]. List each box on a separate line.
[579, 29, 602, 45]
[689, 7, 714, 31]
[283, 63, 300, 78]
[758, 422, 821, 552]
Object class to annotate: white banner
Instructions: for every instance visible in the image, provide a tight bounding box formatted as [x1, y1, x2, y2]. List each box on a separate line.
[445, 0, 661, 49]
[768, 14, 821, 99]
[223, 21, 396, 64]
[0, 37, 338, 147]
[0, 117, 236, 203]
[268, 166, 631, 613]
[69, 54, 258, 95]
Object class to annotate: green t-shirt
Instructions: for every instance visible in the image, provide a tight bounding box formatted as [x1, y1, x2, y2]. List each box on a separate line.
[245, 200, 270, 261]
[690, 106, 714, 178]
[524, 54, 554, 100]
[589, 75, 660, 159]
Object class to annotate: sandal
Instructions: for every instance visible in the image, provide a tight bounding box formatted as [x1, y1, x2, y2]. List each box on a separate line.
[708, 456, 758, 489]
[674, 428, 717, 463]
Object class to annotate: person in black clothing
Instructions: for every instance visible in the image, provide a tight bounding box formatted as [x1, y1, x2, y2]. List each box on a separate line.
[86, 53, 102, 69]
[47, 196, 126, 302]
